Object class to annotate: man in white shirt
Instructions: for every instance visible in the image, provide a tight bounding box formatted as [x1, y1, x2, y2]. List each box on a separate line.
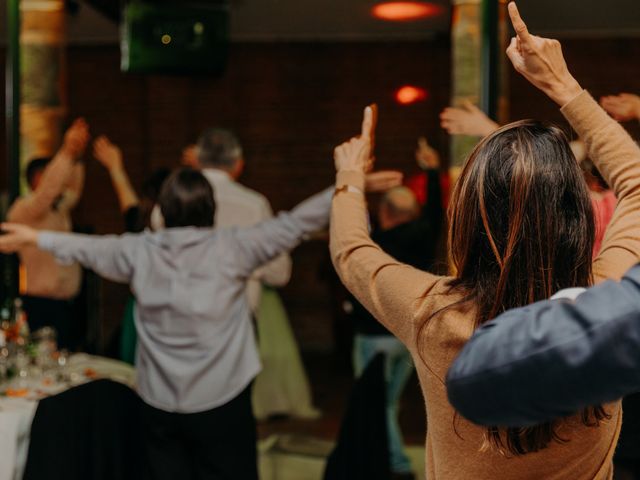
[195, 128, 292, 310]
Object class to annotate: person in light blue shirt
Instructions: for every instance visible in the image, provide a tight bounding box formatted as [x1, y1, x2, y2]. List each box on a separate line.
[0, 167, 333, 480]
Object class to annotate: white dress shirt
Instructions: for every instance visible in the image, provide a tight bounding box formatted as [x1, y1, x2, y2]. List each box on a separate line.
[202, 169, 292, 311]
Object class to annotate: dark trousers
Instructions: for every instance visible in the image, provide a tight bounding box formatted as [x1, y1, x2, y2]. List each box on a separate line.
[141, 384, 258, 480]
[22, 295, 73, 350]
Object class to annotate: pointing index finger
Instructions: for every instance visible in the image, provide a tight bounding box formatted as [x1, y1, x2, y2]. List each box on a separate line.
[508, 2, 531, 45]
[361, 106, 373, 140]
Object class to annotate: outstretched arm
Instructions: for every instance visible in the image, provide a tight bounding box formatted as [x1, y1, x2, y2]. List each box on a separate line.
[447, 263, 640, 427]
[0, 223, 136, 284]
[229, 188, 333, 279]
[444, 0, 640, 427]
[506, 2, 640, 282]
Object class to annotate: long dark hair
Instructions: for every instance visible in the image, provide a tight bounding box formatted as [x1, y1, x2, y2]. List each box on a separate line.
[427, 120, 608, 455]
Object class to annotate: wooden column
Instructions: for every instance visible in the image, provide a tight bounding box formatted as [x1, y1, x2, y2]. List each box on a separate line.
[2, 0, 21, 303]
[20, 0, 67, 192]
[449, 0, 508, 179]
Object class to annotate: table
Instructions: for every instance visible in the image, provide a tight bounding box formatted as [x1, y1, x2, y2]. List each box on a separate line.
[0, 354, 135, 480]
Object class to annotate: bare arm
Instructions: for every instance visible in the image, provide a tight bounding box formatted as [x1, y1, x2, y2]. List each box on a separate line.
[8, 118, 89, 222]
[93, 136, 140, 213]
[57, 162, 86, 212]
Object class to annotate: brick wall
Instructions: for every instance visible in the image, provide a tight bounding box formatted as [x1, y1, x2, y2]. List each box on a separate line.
[1, 37, 639, 351]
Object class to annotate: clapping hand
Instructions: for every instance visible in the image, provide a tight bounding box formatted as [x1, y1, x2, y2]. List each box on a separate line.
[93, 135, 123, 171]
[600, 93, 640, 122]
[0, 224, 38, 253]
[505, 2, 582, 106]
[62, 118, 90, 159]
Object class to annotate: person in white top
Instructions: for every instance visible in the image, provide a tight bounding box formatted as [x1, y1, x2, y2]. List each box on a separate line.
[194, 128, 292, 310]
[192, 128, 321, 420]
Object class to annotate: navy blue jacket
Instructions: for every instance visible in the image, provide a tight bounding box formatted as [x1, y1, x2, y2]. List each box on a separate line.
[446, 263, 640, 427]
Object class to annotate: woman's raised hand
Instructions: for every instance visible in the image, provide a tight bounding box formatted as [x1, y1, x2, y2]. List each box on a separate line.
[506, 2, 582, 106]
[334, 106, 374, 174]
[0, 223, 39, 253]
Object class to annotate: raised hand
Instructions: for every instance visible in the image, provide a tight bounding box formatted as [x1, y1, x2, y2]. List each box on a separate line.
[505, 2, 582, 106]
[333, 106, 374, 173]
[365, 171, 403, 193]
[93, 135, 123, 171]
[440, 101, 499, 137]
[62, 118, 90, 158]
[182, 144, 200, 168]
[600, 93, 640, 122]
[0, 223, 39, 253]
[415, 137, 441, 171]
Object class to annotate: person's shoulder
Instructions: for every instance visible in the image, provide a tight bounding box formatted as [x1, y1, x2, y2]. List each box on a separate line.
[227, 181, 270, 206]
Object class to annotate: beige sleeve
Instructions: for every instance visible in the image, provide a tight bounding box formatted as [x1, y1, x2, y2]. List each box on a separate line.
[330, 170, 444, 346]
[562, 91, 640, 282]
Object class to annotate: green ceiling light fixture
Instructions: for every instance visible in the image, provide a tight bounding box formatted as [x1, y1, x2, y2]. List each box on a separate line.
[449, 0, 509, 176]
[121, 1, 229, 75]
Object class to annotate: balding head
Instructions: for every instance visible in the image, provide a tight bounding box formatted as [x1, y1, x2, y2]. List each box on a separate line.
[378, 186, 420, 231]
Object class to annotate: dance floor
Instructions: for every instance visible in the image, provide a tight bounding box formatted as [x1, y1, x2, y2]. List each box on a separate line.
[257, 352, 427, 479]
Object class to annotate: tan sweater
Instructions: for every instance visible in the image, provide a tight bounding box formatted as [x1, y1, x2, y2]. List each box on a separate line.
[330, 91, 640, 480]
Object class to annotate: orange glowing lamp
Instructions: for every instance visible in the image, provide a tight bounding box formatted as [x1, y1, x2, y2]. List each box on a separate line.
[372, 2, 442, 22]
[395, 86, 428, 105]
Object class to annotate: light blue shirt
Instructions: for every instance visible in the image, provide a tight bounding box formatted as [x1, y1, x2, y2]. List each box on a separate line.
[38, 188, 333, 412]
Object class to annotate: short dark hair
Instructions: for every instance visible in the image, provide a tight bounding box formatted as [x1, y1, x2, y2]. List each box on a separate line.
[142, 168, 171, 204]
[196, 128, 242, 168]
[158, 168, 215, 229]
[26, 157, 51, 188]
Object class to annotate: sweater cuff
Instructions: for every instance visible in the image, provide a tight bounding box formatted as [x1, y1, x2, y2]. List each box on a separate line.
[336, 170, 366, 192]
[560, 90, 610, 138]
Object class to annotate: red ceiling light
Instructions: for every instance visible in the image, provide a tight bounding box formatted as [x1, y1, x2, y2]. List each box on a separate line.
[395, 85, 428, 105]
[372, 2, 442, 22]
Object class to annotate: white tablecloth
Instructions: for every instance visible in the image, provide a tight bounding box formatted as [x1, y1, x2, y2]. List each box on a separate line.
[0, 354, 135, 480]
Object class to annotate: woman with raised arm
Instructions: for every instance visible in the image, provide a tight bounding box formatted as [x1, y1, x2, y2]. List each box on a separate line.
[330, 3, 640, 479]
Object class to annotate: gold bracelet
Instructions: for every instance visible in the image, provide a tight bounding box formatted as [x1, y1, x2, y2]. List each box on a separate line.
[334, 185, 363, 196]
